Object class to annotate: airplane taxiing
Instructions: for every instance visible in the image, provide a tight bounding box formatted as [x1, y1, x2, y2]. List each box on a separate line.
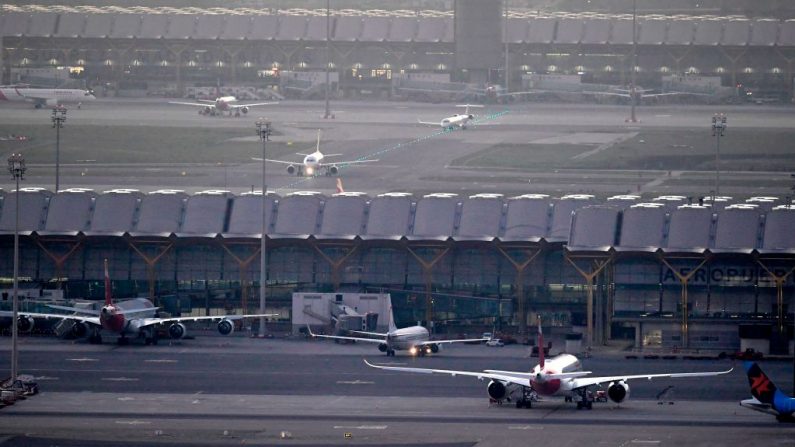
[0, 85, 96, 108]
[366, 318, 732, 408]
[740, 361, 795, 422]
[169, 94, 277, 117]
[256, 130, 377, 177]
[308, 308, 488, 356]
[0, 259, 277, 345]
[418, 104, 485, 130]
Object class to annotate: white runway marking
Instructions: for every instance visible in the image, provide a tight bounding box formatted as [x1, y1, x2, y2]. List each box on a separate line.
[335, 380, 374, 385]
[144, 359, 178, 363]
[333, 425, 388, 430]
[66, 358, 98, 362]
[33, 376, 59, 381]
[115, 420, 151, 426]
[508, 425, 543, 430]
[102, 377, 139, 382]
[631, 441, 661, 445]
[117, 397, 135, 401]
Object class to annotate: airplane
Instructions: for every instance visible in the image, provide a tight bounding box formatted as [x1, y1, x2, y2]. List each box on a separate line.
[169, 92, 278, 117]
[0, 259, 277, 345]
[365, 318, 732, 409]
[0, 85, 96, 108]
[307, 307, 488, 356]
[256, 130, 377, 177]
[581, 86, 712, 104]
[417, 104, 486, 130]
[740, 361, 795, 422]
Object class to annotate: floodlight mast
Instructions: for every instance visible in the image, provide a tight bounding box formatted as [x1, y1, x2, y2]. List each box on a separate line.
[255, 119, 272, 337]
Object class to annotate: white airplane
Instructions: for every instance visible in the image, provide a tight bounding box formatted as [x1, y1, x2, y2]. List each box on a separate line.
[581, 86, 712, 103]
[418, 104, 485, 130]
[169, 94, 278, 117]
[257, 130, 377, 177]
[366, 319, 732, 408]
[0, 259, 277, 345]
[740, 361, 795, 423]
[307, 307, 488, 356]
[0, 85, 95, 108]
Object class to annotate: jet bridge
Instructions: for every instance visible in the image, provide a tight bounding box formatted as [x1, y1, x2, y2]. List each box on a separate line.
[293, 292, 390, 335]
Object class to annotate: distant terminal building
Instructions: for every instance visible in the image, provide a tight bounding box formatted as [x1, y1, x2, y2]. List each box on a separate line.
[1, 4, 793, 100]
[0, 187, 793, 354]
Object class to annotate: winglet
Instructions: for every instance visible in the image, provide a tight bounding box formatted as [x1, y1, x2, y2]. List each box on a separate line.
[745, 361, 778, 405]
[537, 315, 544, 370]
[104, 258, 113, 306]
[316, 129, 321, 153]
[306, 323, 316, 337]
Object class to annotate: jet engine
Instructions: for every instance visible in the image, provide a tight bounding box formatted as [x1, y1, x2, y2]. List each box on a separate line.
[607, 381, 630, 403]
[70, 321, 88, 338]
[168, 322, 187, 339]
[203, 106, 212, 115]
[327, 165, 339, 176]
[378, 343, 388, 352]
[429, 343, 440, 353]
[18, 316, 35, 332]
[286, 165, 297, 175]
[217, 319, 234, 335]
[240, 106, 249, 114]
[467, 114, 474, 120]
[487, 380, 507, 401]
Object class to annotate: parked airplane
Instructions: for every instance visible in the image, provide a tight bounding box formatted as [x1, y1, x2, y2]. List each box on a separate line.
[0, 85, 95, 108]
[256, 130, 377, 176]
[307, 308, 488, 356]
[366, 319, 731, 408]
[581, 86, 712, 103]
[740, 361, 795, 422]
[418, 104, 485, 130]
[169, 94, 277, 117]
[1, 260, 277, 345]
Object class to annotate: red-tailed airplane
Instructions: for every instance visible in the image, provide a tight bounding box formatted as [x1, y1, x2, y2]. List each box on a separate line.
[366, 318, 731, 409]
[2, 260, 277, 345]
[0, 85, 95, 108]
[169, 91, 278, 117]
[256, 130, 377, 177]
[740, 361, 795, 422]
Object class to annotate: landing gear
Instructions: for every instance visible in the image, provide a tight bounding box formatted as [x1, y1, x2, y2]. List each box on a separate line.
[575, 388, 593, 410]
[386, 349, 396, 357]
[144, 329, 159, 346]
[117, 336, 130, 346]
[514, 386, 537, 409]
[88, 332, 102, 344]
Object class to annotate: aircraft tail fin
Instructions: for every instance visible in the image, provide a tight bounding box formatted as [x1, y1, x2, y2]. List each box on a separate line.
[316, 129, 321, 153]
[745, 361, 780, 405]
[387, 306, 397, 333]
[537, 315, 544, 370]
[336, 178, 344, 194]
[103, 258, 113, 306]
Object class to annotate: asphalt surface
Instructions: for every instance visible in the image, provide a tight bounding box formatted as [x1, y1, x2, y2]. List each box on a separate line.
[0, 336, 794, 446]
[0, 99, 793, 198]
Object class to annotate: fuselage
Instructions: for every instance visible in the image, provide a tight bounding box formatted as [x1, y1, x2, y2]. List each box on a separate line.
[302, 150, 325, 175]
[214, 96, 237, 111]
[387, 325, 430, 351]
[440, 114, 472, 129]
[0, 87, 96, 104]
[99, 298, 156, 335]
[530, 353, 582, 396]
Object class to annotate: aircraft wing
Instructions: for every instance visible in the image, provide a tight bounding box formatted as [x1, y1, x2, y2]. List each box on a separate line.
[0, 310, 101, 326]
[581, 91, 631, 98]
[169, 101, 214, 108]
[255, 158, 299, 165]
[418, 337, 490, 346]
[321, 159, 378, 167]
[740, 397, 779, 416]
[307, 325, 386, 343]
[135, 313, 278, 329]
[567, 368, 733, 390]
[417, 119, 440, 126]
[364, 359, 531, 387]
[46, 304, 100, 316]
[229, 102, 279, 109]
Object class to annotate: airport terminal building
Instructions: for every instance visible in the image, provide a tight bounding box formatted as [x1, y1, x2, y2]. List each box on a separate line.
[0, 187, 793, 353]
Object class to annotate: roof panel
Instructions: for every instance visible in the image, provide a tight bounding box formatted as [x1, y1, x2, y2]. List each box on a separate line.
[761, 208, 795, 251]
[305, 16, 329, 41]
[319, 196, 367, 237]
[55, 13, 86, 38]
[666, 206, 712, 250]
[457, 197, 503, 240]
[568, 206, 619, 250]
[0, 190, 49, 233]
[506, 18, 527, 44]
[134, 193, 186, 235]
[778, 21, 795, 46]
[360, 16, 389, 42]
[88, 191, 141, 234]
[713, 208, 760, 251]
[272, 195, 321, 236]
[226, 194, 276, 236]
[666, 20, 695, 45]
[526, 17, 556, 44]
[638, 19, 666, 45]
[83, 13, 114, 38]
[555, 18, 583, 44]
[139, 14, 168, 39]
[220, 15, 250, 40]
[693, 20, 722, 46]
[364, 195, 412, 238]
[277, 16, 307, 40]
[248, 15, 279, 40]
[194, 14, 224, 39]
[411, 196, 457, 239]
[27, 12, 58, 37]
[609, 19, 634, 44]
[503, 196, 550, 240]
[1, 13, 31, 37]
[415, 17, 446, 43]
[109, 14, 141, 39]
[165, 14, 195, 39]
[750, 20, 777, 46]
[581, 18, 610, 45]
[388, 17, 417, 42]
[549, 197, 595, 241]
[43, 192, 96, 233]
[180, 194, 229, 235]
[618, 206, 667, 249]
[334, 16, 362, 41]
[722, 20, 750, 46]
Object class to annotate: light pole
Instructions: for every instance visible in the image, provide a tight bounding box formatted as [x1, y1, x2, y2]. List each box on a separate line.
[51, 107, 66, 192]
[324, 0, 331, 119]
[8, 153, 25, 385]
[628, 0, 638, 123]
[255, 119, 271, 337]
[711, 113, 727, 196]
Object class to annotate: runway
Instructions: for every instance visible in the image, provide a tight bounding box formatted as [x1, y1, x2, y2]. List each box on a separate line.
[0, 99, 793, 198]
[0, 336, 793, 446]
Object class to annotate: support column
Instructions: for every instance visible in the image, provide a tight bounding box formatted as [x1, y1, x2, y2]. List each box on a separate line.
[34, 238, 83, 290]
[756, 260, 795, 332]
[127, 239, 173, 307]
[219, 241, 261, 312]
[495, 245, 541, 337]
[405, 244, 450, 327]
[659, 256, 709, 349]
[565, 254, 612, 347]
[311, 242, 359, 291]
